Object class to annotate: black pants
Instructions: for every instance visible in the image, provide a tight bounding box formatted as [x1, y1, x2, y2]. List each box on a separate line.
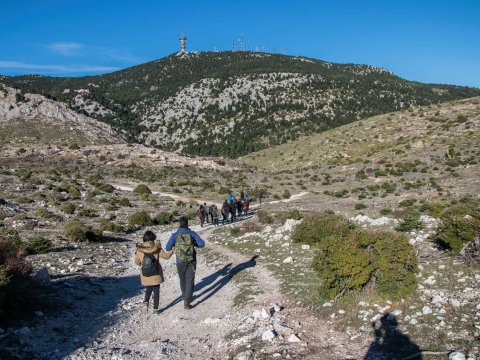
[144, 285, 160, 309]
[176, 261, 196, 305]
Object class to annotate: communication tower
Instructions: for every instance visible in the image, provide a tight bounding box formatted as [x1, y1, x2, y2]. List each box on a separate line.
[179, 33, 187, 53]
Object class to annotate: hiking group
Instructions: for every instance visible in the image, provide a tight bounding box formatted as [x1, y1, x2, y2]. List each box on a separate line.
[197, 190, 253, 227]
[134, 216, 205, 314]
[133, 189, 260, 314]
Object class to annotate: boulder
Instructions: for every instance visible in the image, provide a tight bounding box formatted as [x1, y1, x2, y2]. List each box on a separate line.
[449, 351, 466, 360]
[234, 350, 254, 360]
[262, 329, 276, 341]
[32, 267, 51, 287]
[283, 257, 293, 264]
[288, 334, 301, 343]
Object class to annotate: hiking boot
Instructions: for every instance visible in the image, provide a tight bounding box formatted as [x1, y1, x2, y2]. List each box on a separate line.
[152, 309, 161, 316]
[184, 302, 192, 310]
[143, 303, 149, 314]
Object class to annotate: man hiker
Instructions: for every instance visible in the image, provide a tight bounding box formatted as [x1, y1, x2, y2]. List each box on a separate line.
[134, 231, 173, 315]
[222, 200, 229, 225]
[165, 216, 205, 309]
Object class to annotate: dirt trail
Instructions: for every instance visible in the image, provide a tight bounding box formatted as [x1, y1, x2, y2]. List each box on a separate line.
[19, 186, 364, 359]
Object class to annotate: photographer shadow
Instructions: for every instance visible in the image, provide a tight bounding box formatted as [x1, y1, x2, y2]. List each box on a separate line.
[364, 313, 422, 360]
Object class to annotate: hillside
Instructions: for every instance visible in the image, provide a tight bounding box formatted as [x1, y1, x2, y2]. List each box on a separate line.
[2, 51, 479, 157]
[0, 83, 124, 146]
[242, 96, 480, 173]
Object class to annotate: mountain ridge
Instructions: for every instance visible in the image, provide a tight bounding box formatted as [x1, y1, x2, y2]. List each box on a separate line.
[2, 51, 479, 157]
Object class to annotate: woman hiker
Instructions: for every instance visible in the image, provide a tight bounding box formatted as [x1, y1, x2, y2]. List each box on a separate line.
[134, 230, 173, 315]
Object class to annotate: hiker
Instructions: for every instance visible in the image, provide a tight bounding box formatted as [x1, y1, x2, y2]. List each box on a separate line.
[134, 230, 173, 315]
[236, 196, 242, 217]
[165, 216, 205, 309]
[242, 198, 249, 216]
[258, 190, 263, 205]
[208, 204, 215, 223]
[212, 205, 219, 226]
[227, 191, 233, 203]
[203, 202, 209, 223]
[240, 190, 245, 201]
[197, 205, 206, 227]
[222, 200, 229, 225]
[229, 199, 236, 222]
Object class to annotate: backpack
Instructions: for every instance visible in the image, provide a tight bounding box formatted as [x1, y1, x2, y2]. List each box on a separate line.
[176, 232, 194, 263]
[141, 253, 159, 277]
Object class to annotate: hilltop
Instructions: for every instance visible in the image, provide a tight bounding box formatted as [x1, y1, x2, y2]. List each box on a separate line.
[2, 51, 479, 157]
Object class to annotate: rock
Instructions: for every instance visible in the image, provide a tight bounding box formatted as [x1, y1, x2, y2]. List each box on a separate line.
[283, 256, 293, 264]
[202, 317, 222, 325]
[122, 305, 131, 311]
[15, 327, 30, 336]
[424, 276, 436, 285]
[301, 244, 310, 250]
[422, 306, 433, 315]
[261, 308, 272, 319]
[449, 299, 461, 307]
[449, 351, 466, 360]
[234, 350, 254, 360]
[288, 334, 301, 343]
[262, 329, 276, 341]
[32, 267, 51, 287]
[431, 295, 447, 304]
[35, 311, 44, 317]
[77, 260, 84, 266]
[338, 310, 346, 314]
[323, 302, 333, 307]
[387, 310, 402, 320]
[281, 243, 290, 248]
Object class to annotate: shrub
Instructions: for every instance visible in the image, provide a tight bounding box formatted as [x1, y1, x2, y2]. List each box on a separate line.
[23, 236, 52, 255]
[294, 213, 417, 300]
[355, 170, 368, 180]
[68, 143, 80, 150]
[64, 219, 88, 242]
[0, 238, 33, 324]
[133, 184, 152, 195]
[282, 189, 291, 199]
[283, 209, 303, 221]
[59, 202, 76, 214]
[230, 228, 241, 237]
[128, 211, 153, 227]
[67, 185, 81, 199]
[257, 210, 274, 225]
[355, 203, 367, 210]
[399, 199, 417, 207]
[434, 200, 480, 254]
[77, 208, 97, 218]
[379, 208, 392, 215]
[395, 214, 425, 232]
[118, 197, 131, 207]
[292, 212, 352, 245]
[155, 211, 173, 225]
[98, 218, 123, 233]
[95, 183, 114, 193]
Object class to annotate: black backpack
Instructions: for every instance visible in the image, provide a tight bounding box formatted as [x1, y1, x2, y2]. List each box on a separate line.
[141, 253, 159, 277]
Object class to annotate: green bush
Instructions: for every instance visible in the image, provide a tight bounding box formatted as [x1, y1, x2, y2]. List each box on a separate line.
[434, 200, 480, 254]
[355, 203, 367, 210]
[282, 189, 291, 199]
[98, 218, 123, 233]
[355, 170, 368, 180]
[399, 199, 417, 207]
[64, 219, 88, 242]
[23, 236, 52, 255]
[59, 202, 76, 214]
[395, 214, 425, 232]
[283, 209, 303, 221]
[294, 213, 417, 300]
[292, 212, 352, 245]
[230, 228, 241, 237]
[67, 185, 81, 199]
[133, 184, 152, 195]
[95, 183, 114, 193]
[379, 208, 392, 215]
[77, 207, 97, 218]
[118, 197, 131, 207]
[155, 211, 173, 225]
[128, 211, 153, 227]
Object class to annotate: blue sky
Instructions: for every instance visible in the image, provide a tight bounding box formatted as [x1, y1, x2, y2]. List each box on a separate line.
[1, 0, 479, 87]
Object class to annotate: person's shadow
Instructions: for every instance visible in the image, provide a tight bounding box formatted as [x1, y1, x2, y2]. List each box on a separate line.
[159, 256, 258, 311]
[364, 313, 422, 360]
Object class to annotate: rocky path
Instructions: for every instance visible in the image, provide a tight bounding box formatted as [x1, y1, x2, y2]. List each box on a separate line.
[9, 187, 367, 360]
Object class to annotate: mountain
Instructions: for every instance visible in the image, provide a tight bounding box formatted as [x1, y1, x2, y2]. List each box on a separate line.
[2, 51, 479, 157]
[0, 83, 123, 145]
